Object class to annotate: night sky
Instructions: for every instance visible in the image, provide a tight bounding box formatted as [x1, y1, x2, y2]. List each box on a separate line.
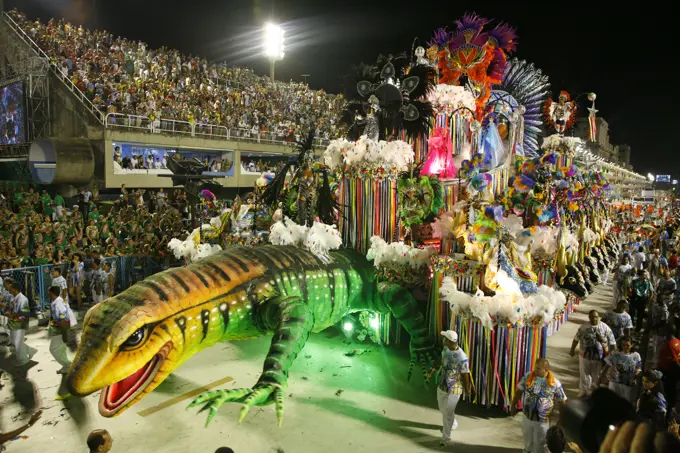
[5, 0, 677, 177]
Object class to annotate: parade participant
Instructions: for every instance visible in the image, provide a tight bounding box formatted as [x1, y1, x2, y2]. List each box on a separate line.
[613, 255, 634, 307]
[630, 271, 654, 332]
[437, 330, 470, 447]
[598, 335, 641, 404]
[633, 247, 646, 271]
[47, 286, 71, 376]
[3, 280, 37, 365]
[570, 310, 617, 397]
[87, 429, 113, 453]
[511, 359, 567, 453]
[638, 370, 668, 430]
[657, 269, 676, 307]
[603, 300, 634, 340]
[51, 267, 68, 301]
[649, 249, 668, 287]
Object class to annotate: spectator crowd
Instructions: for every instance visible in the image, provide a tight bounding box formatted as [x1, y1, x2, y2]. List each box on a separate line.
[0, 185, 190, 309]
[8, 9, 346, 143]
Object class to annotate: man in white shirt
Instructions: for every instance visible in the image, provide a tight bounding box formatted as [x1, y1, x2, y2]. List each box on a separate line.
[47, 286, 71, 375]
[436, 330, 471, 446]
[4, 281, 37, 365]
[632, 247, 646, 271]
[570, 310, 617, 397]
[51, 267, 69, 303]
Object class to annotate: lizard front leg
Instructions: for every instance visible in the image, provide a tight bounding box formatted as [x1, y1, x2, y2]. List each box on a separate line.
[188, 297, 312, 427]
[378, 282, 438, 382]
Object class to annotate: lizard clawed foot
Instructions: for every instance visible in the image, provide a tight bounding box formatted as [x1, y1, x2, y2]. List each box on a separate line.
[407, 342, 438, 384]
[187, 383, 285, 427]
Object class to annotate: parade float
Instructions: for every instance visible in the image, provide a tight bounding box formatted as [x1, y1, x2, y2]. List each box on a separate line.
[69, 12, 642, 427]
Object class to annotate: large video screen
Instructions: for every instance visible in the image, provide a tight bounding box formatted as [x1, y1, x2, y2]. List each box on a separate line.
[0, 82, 27, 145]
[656, 175, 671, 183]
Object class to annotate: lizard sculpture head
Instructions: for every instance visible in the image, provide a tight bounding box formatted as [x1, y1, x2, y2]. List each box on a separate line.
[65, 290, 185, 417]
[65, 256, 265, 417]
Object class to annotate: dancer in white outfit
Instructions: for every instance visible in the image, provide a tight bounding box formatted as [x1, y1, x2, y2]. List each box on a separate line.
[511, 359, 567, 453]
[3, 281, 37, 365]
[570, 310, 617, 397]
[436, 330, 470, 447]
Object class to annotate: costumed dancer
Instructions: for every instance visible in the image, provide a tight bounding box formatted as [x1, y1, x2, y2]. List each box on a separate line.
[47, 286, 73, 380]
[3, 280, 37, 366]
[510, 358, 567, 453]
[547, 91, 575, 136]
[597, 335, 641, 405]
[613, 255, 633, 308]
[570, 310, 617, 397]
[436, 330, 470, 447]
[296, 156, 317, 227]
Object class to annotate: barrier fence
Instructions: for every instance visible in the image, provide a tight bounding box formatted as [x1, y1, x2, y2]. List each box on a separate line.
[1, 256, 184, 310]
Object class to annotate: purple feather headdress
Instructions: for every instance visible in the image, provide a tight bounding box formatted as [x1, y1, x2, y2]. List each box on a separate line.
[487, 23, 517, 53]
[455, 13, 490, 34]
[428, 27, 452, 49]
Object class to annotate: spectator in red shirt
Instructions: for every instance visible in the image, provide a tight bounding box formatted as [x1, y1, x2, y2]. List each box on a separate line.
[658, 321, 680, 412]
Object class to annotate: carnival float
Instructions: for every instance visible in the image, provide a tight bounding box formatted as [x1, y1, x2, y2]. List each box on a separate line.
[68, 12, 651, 426]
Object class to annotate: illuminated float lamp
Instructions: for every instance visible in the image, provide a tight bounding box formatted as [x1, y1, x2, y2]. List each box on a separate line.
[343, 321, 353, 332]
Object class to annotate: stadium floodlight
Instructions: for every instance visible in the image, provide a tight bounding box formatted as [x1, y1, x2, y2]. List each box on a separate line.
[647, 173, 655, 182]
[264, 23, 285, 81]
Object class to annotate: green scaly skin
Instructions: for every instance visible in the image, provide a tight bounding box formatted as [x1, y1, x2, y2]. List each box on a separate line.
[65, 246, 437, 427]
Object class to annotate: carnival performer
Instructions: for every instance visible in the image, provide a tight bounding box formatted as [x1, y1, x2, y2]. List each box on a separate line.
[570, 310, 617, 397]
[603, 300, 634, 340]
[638, 370, 668, 430]
[436, 330, 470, 447]
[649, 249, 668, 287]
[3, 279, 37, 366]
[68, 253, 85, 310]
[630, 270, 654, 332]
[597, 335, 641, 404]
[510, 358, 567, 453]
[47, 286, 72, 379]
[548, 91, 575, 136]
[613, 255, 633, 307]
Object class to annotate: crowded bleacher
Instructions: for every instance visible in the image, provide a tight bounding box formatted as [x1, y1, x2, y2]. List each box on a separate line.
[7, 9, 346, 142]
[0, 186, 189, 308]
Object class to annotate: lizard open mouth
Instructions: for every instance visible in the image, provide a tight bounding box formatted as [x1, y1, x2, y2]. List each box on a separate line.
[98, 341, 172, 416]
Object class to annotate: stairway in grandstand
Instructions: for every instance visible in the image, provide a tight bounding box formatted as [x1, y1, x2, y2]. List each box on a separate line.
[1, 11, 105, 127]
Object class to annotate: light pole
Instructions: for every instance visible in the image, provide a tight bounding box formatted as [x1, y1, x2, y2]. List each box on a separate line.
[301, 74, 310, 84]
[264, 23, 284, 81]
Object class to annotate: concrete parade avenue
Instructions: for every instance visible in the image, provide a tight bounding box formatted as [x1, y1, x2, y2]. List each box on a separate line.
[1, 284, 614, 453]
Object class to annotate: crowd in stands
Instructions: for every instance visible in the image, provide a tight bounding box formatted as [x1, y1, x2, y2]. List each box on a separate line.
[0, 185, 189, 308]
[8, 9, 346, 142]
[240, 157, 286, 174]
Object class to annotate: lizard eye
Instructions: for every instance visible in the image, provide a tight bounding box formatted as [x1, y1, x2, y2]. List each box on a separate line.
[122, 327, 148, 350]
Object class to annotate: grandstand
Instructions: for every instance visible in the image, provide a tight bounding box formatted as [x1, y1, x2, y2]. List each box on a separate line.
[0, 8, 344, 190]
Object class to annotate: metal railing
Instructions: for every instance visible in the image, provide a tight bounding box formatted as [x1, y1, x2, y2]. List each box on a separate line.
[0, 255, 184, 310]
[105, 113, 331, 148]
[3, 12, 106, 125]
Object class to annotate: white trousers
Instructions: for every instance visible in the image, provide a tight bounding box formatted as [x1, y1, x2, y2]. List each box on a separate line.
[49, 334, 71, 368]
[608, 381, 637, 405]
[579, 357, 603, 392]
[92, 293, 104, 305]
[522, 416, 549, 453]
[9, 329, 37, 365]
[602, 269, 610, 285]
[436, 387, 460, 441]
[53, 206, 64, 220]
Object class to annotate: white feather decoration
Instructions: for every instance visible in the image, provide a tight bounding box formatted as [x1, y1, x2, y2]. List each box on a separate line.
[427, 84, 476, 112]
[322, 136, 414, 172]
[440, 276, 568, 329]
[305, 222, 343, 260]
[365, 236, 436, 269]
